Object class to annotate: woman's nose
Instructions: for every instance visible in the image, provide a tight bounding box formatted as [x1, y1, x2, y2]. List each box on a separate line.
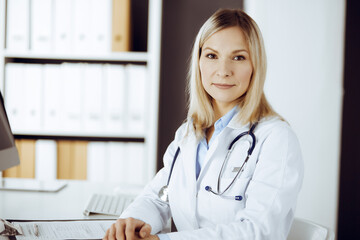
[216, 60, 232, 77]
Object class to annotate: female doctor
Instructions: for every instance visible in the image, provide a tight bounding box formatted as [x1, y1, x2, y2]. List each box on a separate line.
[104, 8, 303, 240]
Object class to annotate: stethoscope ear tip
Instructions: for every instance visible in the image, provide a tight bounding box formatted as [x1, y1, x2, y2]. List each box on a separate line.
[205, 186, 211, 191]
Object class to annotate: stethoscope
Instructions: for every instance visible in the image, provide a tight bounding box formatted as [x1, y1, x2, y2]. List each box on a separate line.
[158, 122, 258, 202]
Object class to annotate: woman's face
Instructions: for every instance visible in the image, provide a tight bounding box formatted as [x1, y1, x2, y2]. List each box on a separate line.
[199, 26, 253, 112]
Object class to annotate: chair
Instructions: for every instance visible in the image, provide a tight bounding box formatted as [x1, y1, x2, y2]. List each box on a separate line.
[287, 218, 335, 240]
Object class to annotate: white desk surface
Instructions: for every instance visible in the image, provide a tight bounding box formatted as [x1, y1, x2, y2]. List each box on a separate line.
[0, 179, 144, 221]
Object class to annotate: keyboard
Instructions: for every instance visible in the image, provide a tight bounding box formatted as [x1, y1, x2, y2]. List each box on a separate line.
[83, 193, 135, 216]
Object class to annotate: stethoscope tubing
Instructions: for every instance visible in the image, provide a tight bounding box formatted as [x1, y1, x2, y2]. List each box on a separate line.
[160, 122, 258, 202]
[213, 122, 257, 196]
[166, 147, 180, 186]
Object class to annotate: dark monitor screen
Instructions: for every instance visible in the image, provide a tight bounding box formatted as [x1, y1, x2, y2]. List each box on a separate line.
[0, 91, 20, 171]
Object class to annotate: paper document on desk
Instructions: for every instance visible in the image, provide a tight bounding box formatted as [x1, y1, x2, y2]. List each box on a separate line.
[12, 220, 114, 240]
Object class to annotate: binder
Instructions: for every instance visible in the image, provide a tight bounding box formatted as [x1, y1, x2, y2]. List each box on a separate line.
[4, 63, 26, 132]
[6, 0, 30, 51]
[91, 0, 112, 53]
[19, 140, 36, 178]
[43, 64, 62, 131]
[57, 140, 72, 179]
[83, 64, 104, 133]
[107, 142, 126, 183]
[73, 0, 92, 52]
[30, 0, 53, 52]
[61, 63, 83, 132]
[35, 140, 57, 181]
[57, 140, 88, 180]
[126, 142, 145, 185]
[72, 141, 88, 180]
[103, 64, 126, 133]
[126, 64, 147, 134]
[87, 142, 107, 182]
[112, 0, 131, 52]
[54, 0, 73, 53]
[23, 64, 43, 132]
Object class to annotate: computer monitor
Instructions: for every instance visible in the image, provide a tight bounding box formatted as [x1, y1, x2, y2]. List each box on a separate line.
[0, 91, 20, 171]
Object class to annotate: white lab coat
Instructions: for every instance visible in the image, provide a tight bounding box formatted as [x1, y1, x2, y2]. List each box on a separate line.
[121, 115, 304, 240]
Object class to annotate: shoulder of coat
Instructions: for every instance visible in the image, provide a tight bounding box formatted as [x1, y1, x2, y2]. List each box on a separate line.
[257, 116, 298, 139]
[174, 121, 196, 143]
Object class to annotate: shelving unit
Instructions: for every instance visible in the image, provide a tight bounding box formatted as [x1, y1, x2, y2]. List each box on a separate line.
[0, 0, 163, 183]
[3, 51, 149, 62]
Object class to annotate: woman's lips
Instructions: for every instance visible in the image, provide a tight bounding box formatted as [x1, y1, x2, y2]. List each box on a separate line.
[212, 83, 235, 89]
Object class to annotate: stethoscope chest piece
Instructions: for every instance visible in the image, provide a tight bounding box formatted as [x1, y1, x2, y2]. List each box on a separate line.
[158, 185, 169, 202]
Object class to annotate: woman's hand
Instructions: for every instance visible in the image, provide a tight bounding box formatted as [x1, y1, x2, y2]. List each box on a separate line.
[103, 217, 159, 240]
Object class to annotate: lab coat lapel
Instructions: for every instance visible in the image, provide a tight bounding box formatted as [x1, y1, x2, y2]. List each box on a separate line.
[197, 137, 219, 181]
[178, 132, 199, 228]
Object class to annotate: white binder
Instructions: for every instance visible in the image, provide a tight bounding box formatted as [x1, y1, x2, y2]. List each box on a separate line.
[31, 0, 53, 52]
[61, 63, 84, 132]
[126, 142, 146, 186]
[54, 0, 73, 53]
[6, 0, 30, 51]
[43, 64, 62, 131]
[107, 142, 127, 183]
[126, 64, 147, 134]
[91, 0, 112, 53]
[73, 0, 92, 52]
[4, 63, 26, 132]
[35, 140, 57, 181]
[83, 64, 104, 133]
[23, 64, 43, 132]
[103, 64, 126, 134]
[87, 141, 107, 182]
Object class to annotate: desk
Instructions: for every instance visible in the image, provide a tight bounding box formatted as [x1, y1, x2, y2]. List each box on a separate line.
[0, 179, 144, 221]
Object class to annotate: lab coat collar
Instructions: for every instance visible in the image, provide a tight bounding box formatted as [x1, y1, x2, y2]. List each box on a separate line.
[214, 106, 239, 131]
[226, 111, 250, 130]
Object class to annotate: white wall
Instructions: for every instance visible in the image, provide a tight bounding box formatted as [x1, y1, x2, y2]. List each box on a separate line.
[244, 0, 345, 234]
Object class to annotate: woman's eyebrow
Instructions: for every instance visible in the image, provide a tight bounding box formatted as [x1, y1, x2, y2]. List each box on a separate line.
[202, 47, 249, 54]
[202, 47, 218, 53]
[232, 49, 249, 54]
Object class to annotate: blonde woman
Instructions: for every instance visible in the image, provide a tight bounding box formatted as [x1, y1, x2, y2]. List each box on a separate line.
[104, 8, 303, 240]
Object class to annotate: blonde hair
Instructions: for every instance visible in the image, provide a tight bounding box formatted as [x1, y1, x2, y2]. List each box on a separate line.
[187, 8, 280, 138]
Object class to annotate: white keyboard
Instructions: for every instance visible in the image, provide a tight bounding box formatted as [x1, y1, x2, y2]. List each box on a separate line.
[83, 193, 135, 216]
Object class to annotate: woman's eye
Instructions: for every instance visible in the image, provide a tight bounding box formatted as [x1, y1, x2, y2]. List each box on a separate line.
[234, 55, 245, 61]
[206, 54, 216, 59]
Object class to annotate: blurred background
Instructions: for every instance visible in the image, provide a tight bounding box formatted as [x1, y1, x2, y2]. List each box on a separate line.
[0, 0, 358, 239]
